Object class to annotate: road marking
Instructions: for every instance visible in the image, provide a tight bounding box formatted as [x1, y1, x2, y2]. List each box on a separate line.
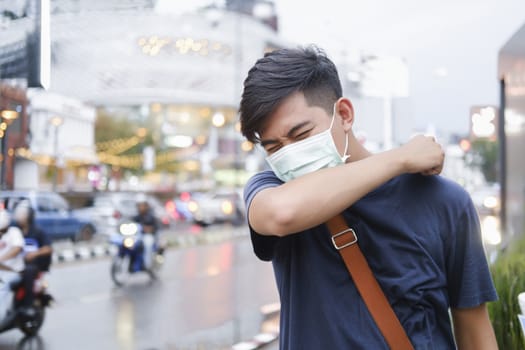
[79, 292, 113, 304]
[52, 226, 250, 265]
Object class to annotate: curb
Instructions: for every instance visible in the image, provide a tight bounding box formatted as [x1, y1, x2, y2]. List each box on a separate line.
[52, 226, 248, 264]
[231, 303, 280, 350]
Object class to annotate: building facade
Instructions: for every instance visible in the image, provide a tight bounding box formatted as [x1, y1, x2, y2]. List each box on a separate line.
[44, 4, 285, 191]
[498, 22, 525, 239]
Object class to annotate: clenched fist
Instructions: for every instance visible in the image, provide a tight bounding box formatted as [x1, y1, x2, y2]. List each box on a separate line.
[396, 135, 445, 175]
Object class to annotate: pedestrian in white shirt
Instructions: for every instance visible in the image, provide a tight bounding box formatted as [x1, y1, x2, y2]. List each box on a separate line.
[0, 210, 25, 320]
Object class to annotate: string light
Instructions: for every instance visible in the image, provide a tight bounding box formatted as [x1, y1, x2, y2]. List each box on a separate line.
[138, 36, 231, 57]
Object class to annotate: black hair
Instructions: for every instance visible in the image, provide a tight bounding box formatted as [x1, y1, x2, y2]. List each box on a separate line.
[239, 45, 343, 143]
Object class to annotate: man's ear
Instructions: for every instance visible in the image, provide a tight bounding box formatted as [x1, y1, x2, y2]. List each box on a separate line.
[335, 97, 355, 132]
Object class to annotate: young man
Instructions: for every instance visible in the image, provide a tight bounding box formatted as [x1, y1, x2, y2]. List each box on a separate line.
[240, 46, 498, 349]
[133, 194, 158, 270]
[0, 209, 25, 320]
[13, 201, 52, 312]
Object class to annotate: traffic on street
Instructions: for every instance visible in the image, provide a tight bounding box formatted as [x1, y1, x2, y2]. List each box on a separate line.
[0, 224, 279, 350]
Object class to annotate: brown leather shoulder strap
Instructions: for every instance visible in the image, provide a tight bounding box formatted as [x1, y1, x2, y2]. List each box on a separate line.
[327, 214, 414, 350]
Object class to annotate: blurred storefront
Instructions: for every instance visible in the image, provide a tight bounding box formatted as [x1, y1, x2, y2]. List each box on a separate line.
[498, 21, 525, 239]
[17, 90, 98, 191]
[0, 81, 29, 190]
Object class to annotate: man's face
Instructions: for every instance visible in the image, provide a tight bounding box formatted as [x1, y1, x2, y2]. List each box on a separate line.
[258, 92, 348, 157]
[137, 202, 148, 214]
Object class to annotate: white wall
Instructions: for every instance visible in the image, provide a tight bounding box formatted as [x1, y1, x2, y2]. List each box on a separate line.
[28, 90, 97, 164]
[13, 159, 39, 190]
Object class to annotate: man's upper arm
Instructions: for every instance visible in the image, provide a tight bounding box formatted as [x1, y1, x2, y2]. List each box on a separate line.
[244, 171, 282, 261]
[244, 171, 283, 232]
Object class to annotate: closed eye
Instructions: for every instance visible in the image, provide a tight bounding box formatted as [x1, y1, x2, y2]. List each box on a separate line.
[295, 129, 313, 140]
[265, 143, 282, 154]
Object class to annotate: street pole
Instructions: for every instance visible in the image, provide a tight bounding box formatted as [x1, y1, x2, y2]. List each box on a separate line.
[383, 94, 393, 150]
[0, 130, 6, 190]
[233, 7, 242, 343]
[233, 5, 242, 189]
[50, 116, 63, 191]
[52, 123, 59, 191]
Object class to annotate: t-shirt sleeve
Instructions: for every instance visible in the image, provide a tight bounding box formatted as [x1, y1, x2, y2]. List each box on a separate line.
[244, 170, 282, 261]
[446, 196, 498, 308]
[37, 228, 52, 247]
[9, 227, 25, 248]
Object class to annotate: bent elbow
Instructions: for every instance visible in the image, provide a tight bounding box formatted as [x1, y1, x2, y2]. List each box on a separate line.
[248, 189, 299, 237]
[266, 204, 297, 237]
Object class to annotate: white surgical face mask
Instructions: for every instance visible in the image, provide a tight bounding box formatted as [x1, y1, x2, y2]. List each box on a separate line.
[266, 104, 349, 182]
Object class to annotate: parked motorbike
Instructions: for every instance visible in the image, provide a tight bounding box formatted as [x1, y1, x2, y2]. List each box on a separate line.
[109, 222, 164, 286]
[0, 272, 53, 336]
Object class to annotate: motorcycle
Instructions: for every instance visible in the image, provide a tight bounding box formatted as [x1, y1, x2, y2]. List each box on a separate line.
[0, 272, 53, 336]
[109, 222, 164, 286]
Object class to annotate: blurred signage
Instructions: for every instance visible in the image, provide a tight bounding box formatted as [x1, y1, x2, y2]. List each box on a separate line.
[470, 105, 498, 140]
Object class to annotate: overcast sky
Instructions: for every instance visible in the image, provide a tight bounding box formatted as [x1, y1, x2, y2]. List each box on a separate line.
[273, 0, 525, 136]
[4, 0, 523, 137]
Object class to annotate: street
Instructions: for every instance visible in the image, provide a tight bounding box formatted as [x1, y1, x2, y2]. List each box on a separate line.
[0, 226, 279, 350]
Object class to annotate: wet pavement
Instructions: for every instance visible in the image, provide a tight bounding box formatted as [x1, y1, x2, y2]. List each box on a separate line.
[0, 227, 279, 350]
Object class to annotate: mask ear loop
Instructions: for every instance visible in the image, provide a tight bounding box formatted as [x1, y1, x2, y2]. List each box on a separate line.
[329, 103, 337, 129]
[332, 102, 350, 162]
[341, 133, 350, 162]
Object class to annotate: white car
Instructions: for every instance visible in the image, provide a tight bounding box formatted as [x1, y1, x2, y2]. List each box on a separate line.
[188, 191, 245, 226]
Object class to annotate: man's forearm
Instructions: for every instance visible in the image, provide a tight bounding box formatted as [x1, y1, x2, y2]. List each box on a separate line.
[249, 149, 406, 236]
[33, 246, 53, 258]
[452, 305, 498, 350]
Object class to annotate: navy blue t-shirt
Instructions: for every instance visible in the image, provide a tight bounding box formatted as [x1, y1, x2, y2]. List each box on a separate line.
[244, 171, 497, 350]
[23, 225, 52, 271]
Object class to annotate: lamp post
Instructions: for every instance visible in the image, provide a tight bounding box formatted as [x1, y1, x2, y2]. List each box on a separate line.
[50, 116, 63, 191]
[0, 109, 20, 190]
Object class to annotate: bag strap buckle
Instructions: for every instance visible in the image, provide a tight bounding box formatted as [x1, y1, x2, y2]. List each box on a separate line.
[331, 228, 358, 250]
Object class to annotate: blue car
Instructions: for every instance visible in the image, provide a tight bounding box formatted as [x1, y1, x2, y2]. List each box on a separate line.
[0, 191, 96, 241]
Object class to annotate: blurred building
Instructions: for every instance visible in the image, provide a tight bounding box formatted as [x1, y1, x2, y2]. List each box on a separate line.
[48, 1, 283, 191]
[498, 21, 525, 239]
[337, 52, 415, 150]
[1, 0, 284, 191]
[18, 90, 98, 191]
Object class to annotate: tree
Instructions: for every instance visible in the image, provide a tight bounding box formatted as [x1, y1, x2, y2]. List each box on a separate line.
[95, 110, 136, 144]
[468, 139, 499, 183]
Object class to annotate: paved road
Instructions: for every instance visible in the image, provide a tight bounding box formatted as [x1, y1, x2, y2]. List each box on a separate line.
[0, 229, 279, 350]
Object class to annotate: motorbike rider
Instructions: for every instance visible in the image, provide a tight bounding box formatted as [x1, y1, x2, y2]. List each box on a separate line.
[13, 201, 52, 313]
[0, 209, 25, 320]
[132, 194, 158, 270]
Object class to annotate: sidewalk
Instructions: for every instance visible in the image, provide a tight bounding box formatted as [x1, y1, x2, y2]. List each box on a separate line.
[232, 303, 280, 350]
[51, 223, 248, 264]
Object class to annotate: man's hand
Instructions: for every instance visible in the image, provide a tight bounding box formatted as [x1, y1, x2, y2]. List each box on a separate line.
[396, 135, 444, 175]
[24, 251, 39, 262]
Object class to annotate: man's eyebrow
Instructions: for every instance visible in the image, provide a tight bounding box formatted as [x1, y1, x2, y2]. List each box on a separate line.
[260, 121, 312, 148]
[286, 121, 312, 138]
